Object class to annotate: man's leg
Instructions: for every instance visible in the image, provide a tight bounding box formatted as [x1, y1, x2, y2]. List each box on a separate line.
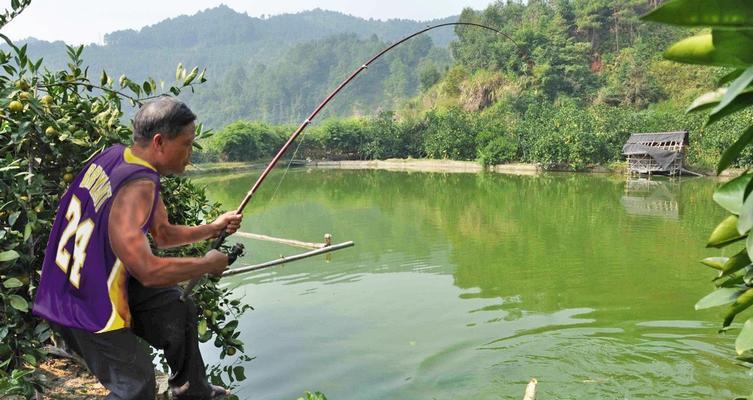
[129, 279, 219, 399]
[52, 323, 155, 400]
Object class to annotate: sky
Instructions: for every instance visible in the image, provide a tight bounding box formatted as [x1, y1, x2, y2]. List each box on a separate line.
[2, 0, 496, 45]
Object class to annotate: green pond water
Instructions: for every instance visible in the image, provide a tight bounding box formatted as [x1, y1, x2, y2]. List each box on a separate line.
[190, 169, 750, 399]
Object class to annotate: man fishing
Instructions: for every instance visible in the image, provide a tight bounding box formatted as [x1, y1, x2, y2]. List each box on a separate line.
[32, 96, 241, 399]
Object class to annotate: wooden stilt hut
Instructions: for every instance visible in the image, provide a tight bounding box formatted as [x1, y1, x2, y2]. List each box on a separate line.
[622, 131, 688, 176]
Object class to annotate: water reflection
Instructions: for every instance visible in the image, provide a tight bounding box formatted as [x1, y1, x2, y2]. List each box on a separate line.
[620, 178, 681, 219]
[193, 170, 744, 399]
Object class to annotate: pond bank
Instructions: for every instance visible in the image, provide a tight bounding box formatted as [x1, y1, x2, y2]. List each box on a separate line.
[186, 159, 742, 178]
[188, 159, 625, 176]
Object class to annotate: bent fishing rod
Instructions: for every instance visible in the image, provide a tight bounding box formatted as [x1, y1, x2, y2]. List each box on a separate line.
[182, 22, 525, 300]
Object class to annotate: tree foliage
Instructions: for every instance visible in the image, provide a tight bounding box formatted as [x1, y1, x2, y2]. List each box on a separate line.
[0, 6, 250, 396]
[643, 0, 753, 379]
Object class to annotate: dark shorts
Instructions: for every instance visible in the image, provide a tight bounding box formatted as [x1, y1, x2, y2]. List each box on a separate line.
[52, 280, 213, 400]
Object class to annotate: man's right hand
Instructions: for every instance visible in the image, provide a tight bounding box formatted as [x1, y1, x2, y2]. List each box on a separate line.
[203, 249, 228, 276]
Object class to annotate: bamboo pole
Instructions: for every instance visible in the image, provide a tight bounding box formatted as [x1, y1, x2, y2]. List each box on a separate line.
[221, 241, 354, 277]
[234, 231, 327, 249]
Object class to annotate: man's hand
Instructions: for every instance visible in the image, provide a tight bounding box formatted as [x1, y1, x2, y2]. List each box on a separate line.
[211, 211, 243, 237]
[203, 249, 229, 276]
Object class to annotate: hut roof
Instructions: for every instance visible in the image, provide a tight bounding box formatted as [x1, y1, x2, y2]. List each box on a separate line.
[624, 131, 688, 146]
[622, 131, 688, 171]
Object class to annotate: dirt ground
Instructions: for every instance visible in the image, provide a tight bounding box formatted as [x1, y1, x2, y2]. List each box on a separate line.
[35, 357, 108, 399]
[23, 355, 169, 399]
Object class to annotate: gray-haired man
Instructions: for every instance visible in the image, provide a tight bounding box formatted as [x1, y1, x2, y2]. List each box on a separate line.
[33, 97, 241, 399]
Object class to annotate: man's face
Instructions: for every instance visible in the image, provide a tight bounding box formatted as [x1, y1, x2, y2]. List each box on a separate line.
[158, 122, 195, 175]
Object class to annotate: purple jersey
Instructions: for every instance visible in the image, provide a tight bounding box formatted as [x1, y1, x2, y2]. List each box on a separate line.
[33, 144, 160, 333]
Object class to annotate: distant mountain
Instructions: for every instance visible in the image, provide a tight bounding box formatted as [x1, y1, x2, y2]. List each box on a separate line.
[13, 6, 462, 126]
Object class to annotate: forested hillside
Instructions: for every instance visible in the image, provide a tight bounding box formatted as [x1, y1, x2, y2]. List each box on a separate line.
[204, 0, 753, 172]
[14, 1, 752, 170]
[12, 5, 456, 125]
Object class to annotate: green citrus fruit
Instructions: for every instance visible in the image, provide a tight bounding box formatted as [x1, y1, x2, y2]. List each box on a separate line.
[226, 347, 236, 356]
[18, 91, 31, 100]
[63, 173, 74, 183]
[41, 95, 53, 105]
[19, 195, 29, 202]
[45, 126, 58, 136]
[15, 80, 29, 90]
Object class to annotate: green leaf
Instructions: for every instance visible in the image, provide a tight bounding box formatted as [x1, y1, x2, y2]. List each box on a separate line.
[701, 256, 728, 270]
[720, 274, 745, 288]
[714, 174, 753, 214]
[641, 0, 753, 27]
[664, 29, 753, 68]
[9, 294, 28, 312]
[183, 67, 198, 85]
[696, 287, 746, 310]
[233, 366, 246, 381]
[741, 188, 753, 234]
[687, 88, 725, 113]
[736, 318, 753, 354]
[100, 70, 108, 86]
[126, 81, 141, 95]
[708, 215, 746, 248]
[720, 69, 745, 86]
[722, 249, 751, 276]
[3, 278, 22, 288]
[725, 288, 753, 327]
[710, 66, 753, 117]
[176, 63, 184, 82]
[8, 211, 20, 227]
[0, 250, 20, 262]
[707, 92, 753, 127]
[23, 223, 31, 241]
[222, 320, 238, 334]
[22, 353, 36, 366]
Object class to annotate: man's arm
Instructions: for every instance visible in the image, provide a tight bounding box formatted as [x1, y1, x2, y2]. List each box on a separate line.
[149, 196, 242, 249]
[108, 179, 228, 287]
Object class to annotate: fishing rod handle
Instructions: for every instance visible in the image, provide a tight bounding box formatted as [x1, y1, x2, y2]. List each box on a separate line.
[212, 230, 228, 249]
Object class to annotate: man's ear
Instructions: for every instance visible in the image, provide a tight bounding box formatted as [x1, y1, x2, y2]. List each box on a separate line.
[152, 133, 164, 151]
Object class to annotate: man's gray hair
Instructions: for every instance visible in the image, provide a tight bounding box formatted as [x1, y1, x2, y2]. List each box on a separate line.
[132, 97, 196, 143]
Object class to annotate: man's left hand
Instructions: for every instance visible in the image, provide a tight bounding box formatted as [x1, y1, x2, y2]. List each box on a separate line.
[211, 211, 243, 237]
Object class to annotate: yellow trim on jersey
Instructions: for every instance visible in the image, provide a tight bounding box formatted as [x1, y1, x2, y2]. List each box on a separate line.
[96, 259, 131, 333]
[123, 147, 157, 172]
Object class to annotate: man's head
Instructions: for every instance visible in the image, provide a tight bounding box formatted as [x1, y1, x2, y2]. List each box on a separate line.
[132, 96, 196, 175]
